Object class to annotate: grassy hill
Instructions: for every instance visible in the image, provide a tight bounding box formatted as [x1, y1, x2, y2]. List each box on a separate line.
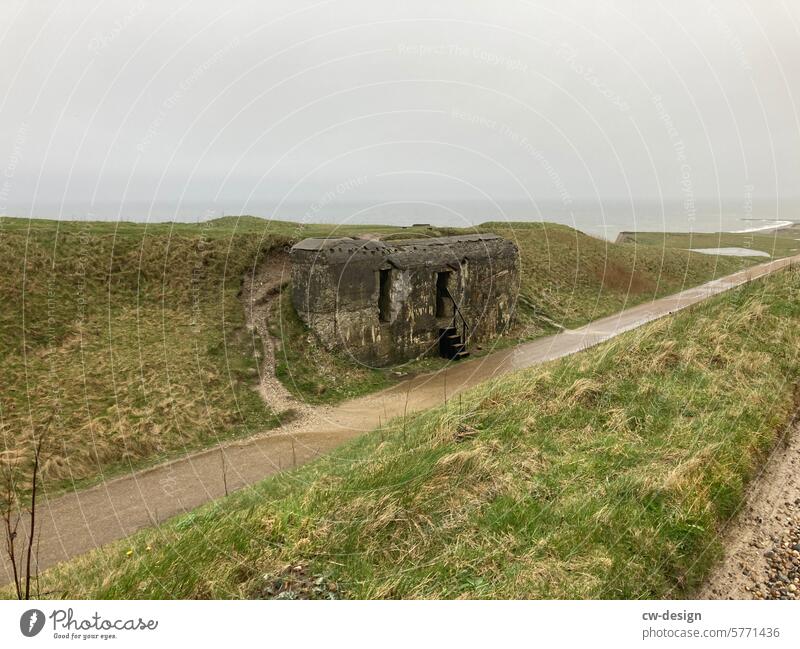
[0, 216, 759, 491]
[617, 227, 800, 259]
[0, 216, 287, 490]
[481, 222, 753, 329]
[0, 217, 464, 490]
[26, 264, 800, 599]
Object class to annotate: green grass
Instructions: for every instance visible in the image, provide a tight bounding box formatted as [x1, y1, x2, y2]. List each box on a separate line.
[484, 222, 756, 329]
[269, 285, 394, 404]
[0, 216, 436, 490]
[0, 216, 284, 491]
[26, 265, 800, 599]
[617, 227, 800, 259]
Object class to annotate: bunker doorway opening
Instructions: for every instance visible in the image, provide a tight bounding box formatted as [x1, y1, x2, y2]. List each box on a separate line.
[378, 268, 392, 322]
[436, 271, 454, 318]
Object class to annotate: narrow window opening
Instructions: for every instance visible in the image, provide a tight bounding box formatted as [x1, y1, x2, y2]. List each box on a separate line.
[378, 269, 391, 322]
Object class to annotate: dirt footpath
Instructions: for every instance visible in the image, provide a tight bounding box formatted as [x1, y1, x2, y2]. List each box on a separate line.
[697, 418, 800, 600]
[241, 249, 311, 418]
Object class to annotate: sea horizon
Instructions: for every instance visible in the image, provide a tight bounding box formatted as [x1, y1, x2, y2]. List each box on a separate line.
[3, 199, 798, 240]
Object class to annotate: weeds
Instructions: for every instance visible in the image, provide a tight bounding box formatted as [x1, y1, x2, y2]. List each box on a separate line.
[1, 418, 50, 599]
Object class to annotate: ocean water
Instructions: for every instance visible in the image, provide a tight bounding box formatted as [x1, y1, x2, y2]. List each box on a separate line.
[7, 199, 798, 241]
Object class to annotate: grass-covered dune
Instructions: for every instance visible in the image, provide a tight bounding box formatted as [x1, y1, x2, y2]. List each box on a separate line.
[29, 265, 800, 599]
[0, 216, 287, 490]
[0, 216, 758, 489]
[0, 216, 431, 490]
[617, 227, 800, 259]
[482, 223, 753, 329]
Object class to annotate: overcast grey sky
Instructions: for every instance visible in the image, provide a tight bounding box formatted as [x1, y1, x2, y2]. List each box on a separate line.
[1, 0, 799, 223]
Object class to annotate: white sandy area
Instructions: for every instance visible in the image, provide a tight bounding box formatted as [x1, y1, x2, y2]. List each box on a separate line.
[733, 220, 794, 233]
[688, 247, 771, 258]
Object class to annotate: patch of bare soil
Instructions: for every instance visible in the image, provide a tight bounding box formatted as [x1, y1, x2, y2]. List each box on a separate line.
[241, 250, 313, 422]
[697, 418, 800, 600]
[248, 564, 342, 600]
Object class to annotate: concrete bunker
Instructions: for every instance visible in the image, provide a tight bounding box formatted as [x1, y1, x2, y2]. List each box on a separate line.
[290, 234, 520, 366]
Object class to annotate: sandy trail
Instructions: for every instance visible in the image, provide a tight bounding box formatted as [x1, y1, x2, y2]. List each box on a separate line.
[241, 250, 311, 418]
[696, 415, 800, 600]
[2, 254, 798, 585]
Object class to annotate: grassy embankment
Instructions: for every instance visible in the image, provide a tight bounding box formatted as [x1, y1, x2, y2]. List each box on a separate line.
[27, 264, 800, 599]
[270, 222, 757, 403]
[0, 216, 436, 492]
[0, 216, 286, 492]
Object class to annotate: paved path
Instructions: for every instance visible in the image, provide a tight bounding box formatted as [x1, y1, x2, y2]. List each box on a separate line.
[3, 254, 798, 584]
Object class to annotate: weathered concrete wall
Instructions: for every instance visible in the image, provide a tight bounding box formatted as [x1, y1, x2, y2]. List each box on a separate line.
[291, 234, 519, 366]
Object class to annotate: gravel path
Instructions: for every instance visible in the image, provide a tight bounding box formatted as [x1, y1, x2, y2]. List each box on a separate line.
[697, 415, 800, 600]
[241, 250, 312, 418]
